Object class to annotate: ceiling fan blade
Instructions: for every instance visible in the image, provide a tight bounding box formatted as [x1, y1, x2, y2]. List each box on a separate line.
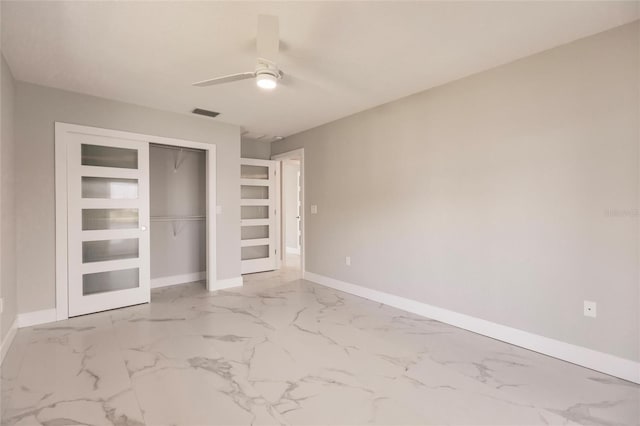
[257, 14, 279, 63]
[192, 72, 255, 87]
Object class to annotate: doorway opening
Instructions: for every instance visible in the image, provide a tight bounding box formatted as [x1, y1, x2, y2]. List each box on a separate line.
[282, 160, 301, 272]
[149, 144, 207, 291]
[272, 148, 304, 278]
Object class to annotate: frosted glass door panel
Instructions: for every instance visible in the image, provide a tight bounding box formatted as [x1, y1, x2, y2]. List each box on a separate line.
[241, 185, 269, 199]
[83, 239, 139, 263]
[82, 144, 138, 169]
[241, 164, 269, 179]
[82, 177, 138, 199]
[83, 268, 140, 295]
[82, 209, 139, 230]
[241, 206, 269, 220]
[241, 225, 269, 240]
[242, 245, 270, 260]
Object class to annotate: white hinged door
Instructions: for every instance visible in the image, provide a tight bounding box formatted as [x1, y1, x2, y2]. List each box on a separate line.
[241, 158, 278, 274]
[67, 133, 150, 317]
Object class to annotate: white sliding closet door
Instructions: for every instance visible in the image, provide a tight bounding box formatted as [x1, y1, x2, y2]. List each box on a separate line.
[67, 133, 150, 317]
[241, 158, 278, 274]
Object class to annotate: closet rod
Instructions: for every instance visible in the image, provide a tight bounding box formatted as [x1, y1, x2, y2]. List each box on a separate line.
[149, 143, 205, 154]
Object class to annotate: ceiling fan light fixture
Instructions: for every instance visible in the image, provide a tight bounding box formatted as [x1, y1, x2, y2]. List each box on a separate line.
[192, 15, 285, 91]
[256, 73, 277, 90]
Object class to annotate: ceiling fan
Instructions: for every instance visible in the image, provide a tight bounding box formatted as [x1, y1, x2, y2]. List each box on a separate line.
[193, 15, 283, 90]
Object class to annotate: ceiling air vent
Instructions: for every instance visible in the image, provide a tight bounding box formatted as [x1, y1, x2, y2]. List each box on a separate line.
[192, 108, 220, 118]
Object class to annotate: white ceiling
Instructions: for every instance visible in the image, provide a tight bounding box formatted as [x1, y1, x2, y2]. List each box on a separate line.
[2, 1, 638, 139]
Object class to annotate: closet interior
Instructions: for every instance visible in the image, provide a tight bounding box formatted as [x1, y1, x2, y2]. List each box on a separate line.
[150, 144, 207, 288]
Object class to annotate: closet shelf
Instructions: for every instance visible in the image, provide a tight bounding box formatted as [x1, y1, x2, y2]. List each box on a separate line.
[151, 215, 205, 222]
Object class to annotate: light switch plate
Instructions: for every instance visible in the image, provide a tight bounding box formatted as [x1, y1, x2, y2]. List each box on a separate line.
[216, 205, 222, 215]
[0, 298, 3, 314]
[584, 300, 597, 318]
[311, 205, 318, 214]
[345, 256, 351, 266]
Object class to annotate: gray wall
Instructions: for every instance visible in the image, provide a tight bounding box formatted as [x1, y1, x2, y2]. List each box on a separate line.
[15, 82, 241, 314]
[150, 146, 206, 280]
[1, 54, 17, 341]
[272, 22, 640, 362]
[241, 138, 271, 160]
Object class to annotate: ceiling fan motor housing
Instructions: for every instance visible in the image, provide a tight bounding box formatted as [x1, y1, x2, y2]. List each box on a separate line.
[255, 60, 283, 89]
[255, 59, 283, 80]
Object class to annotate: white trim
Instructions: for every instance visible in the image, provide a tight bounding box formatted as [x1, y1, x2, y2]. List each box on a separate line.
[55, 123, 218, 317]
[241, 258, 276, 275]
[241, 199, 270, 206]
[151, 271, 206, 289]
[55, 124, 69, 320]
[240, 158, 271, 167]
[241, 238, 270, 248]
[286, 246, 301, 255]
[303, 271, 640, 384]
[204, 143, 217, 293]
[241, 178, 269, 187]
[17, 309, 58, 328]
[1, 318, 18, 364]
[271, 148, 305, 274]
[210, 276, 243, 291]
[241, 218, 270, 226]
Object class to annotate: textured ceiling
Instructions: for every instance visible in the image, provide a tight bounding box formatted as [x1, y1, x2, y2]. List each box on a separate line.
[2, 1, 638, 138]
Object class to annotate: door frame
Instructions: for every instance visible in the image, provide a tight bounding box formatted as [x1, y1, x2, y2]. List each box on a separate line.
[55, 122, 217, 321]
[271, 148, 305, 273]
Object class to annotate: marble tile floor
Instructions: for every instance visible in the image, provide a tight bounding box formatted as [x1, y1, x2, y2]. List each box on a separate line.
[1, 269, 638, 425]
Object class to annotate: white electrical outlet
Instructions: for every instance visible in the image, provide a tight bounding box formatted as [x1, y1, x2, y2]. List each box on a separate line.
[0, 298, 3, 314]
[311, 205, 318, 214]
[216, 205, 222, 215]
[584, 300, 597, 318]
[345, 256, 351, 266]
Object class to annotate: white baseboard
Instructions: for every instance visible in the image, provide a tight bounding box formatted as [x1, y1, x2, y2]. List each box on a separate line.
[151, 271, 206, 289]
[1, 318, 18, 365]
[286, 246, 301, 255]
[211, 276, 243, 291]
[17, 308, 58, 328]
[303, 271, 640, 384]
[12, 273, 237, 332]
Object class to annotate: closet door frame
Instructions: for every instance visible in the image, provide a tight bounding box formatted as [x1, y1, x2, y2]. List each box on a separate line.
[55, 123, 218, 321]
